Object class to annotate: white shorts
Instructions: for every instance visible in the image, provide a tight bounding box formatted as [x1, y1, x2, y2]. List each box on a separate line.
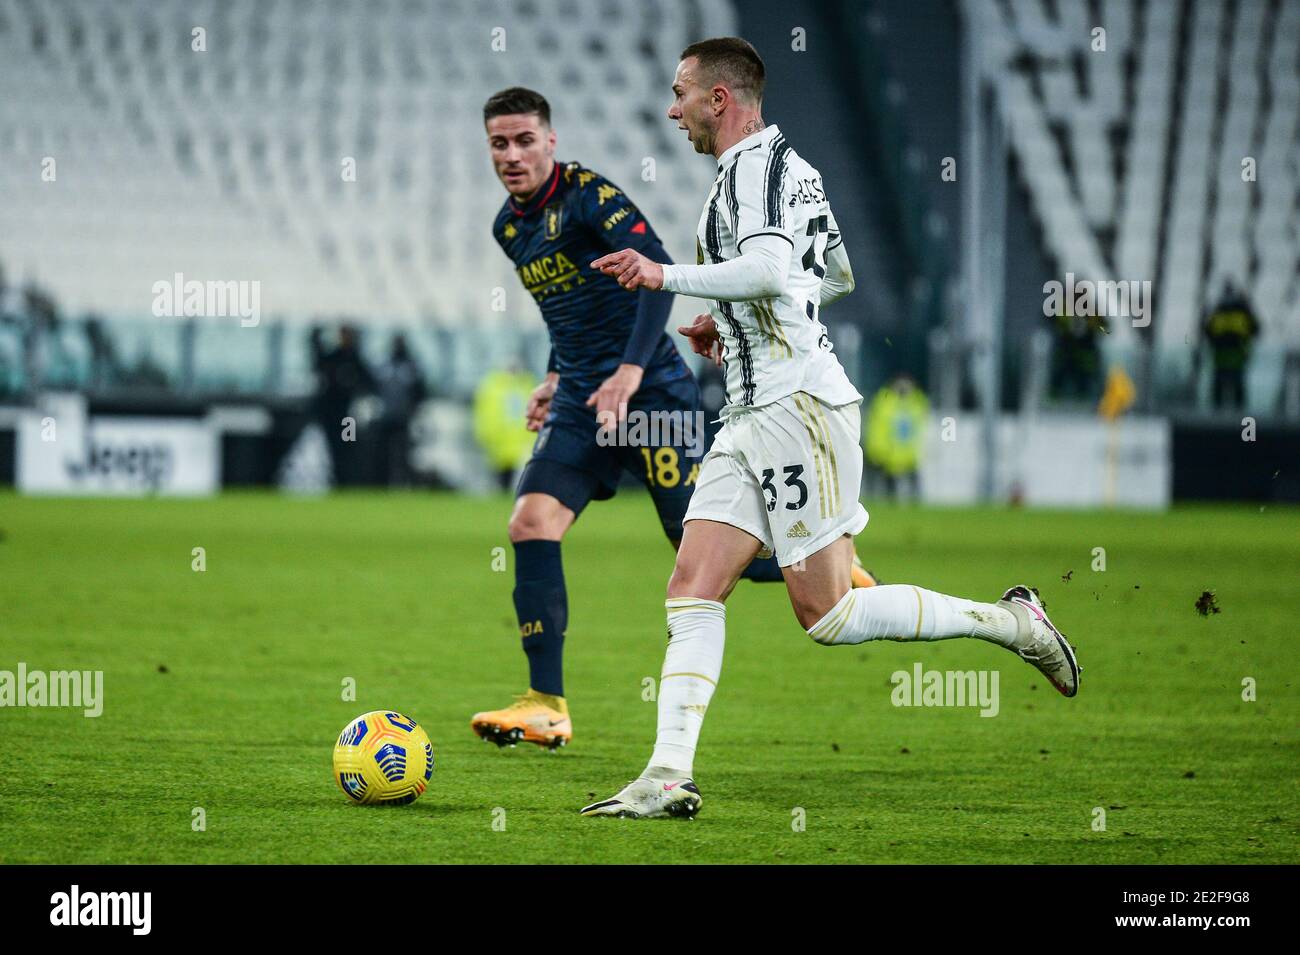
[684, 392, 869, 566]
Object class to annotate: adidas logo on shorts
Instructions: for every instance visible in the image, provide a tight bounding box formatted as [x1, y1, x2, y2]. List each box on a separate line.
[786, 521, 811, 539]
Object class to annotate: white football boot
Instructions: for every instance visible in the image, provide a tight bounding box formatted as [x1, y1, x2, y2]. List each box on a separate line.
[580, 770, 702, 819]
[997, 585, 1081, 697]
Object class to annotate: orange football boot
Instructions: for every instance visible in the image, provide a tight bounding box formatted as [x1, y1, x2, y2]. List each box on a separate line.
[471, 689, 572, 750]
[851, 553, 880, 588]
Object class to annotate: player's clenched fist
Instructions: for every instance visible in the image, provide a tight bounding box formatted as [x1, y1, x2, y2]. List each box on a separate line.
[677, 312, 724, 367]
[590, 248, 664, 291]
[525, 373, 558, 432]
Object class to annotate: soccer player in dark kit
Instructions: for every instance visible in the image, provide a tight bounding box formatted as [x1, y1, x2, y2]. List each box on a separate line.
[472, 87, 878, 751]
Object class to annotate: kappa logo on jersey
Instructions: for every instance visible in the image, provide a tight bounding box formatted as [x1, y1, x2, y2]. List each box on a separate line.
[787, 520, 812, 539]
[503, 222, 517, 239]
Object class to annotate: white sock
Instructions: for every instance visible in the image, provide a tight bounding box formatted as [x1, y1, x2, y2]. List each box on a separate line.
[646, 598, 725, 778]
[806, 585, 1020, 648]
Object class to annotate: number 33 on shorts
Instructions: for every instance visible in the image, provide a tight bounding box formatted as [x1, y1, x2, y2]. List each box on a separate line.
[683, 392, 869, 567]
[759, 465, 808, 512]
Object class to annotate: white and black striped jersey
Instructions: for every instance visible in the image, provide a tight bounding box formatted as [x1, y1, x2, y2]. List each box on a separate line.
[691, 124, 861, 415]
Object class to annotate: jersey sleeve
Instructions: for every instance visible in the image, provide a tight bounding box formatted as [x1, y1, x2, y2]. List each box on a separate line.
[826, 206, 843, 251]
[573, 168, 663, 254]
[731, 147, 797, 249]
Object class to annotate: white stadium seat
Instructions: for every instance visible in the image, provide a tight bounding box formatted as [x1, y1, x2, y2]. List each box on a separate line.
[0, 0, 732, 333]
[979, 0, 1298, 355]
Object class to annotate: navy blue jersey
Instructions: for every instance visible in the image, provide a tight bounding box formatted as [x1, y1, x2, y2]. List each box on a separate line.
[492, 160, 689, 399]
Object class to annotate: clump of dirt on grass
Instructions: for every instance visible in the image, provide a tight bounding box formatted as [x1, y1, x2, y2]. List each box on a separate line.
[1194, 591, 1221, 616]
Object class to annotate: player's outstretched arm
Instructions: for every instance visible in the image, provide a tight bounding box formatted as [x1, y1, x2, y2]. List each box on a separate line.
[590, 248, 664, 291]
[626, 147, 798, 303]
[585, 239, 673, 422]
[592, 234, 791, 302]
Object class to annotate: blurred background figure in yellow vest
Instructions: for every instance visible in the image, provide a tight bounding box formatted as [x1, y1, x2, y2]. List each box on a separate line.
[1202, 280, 1259, 410]
[866, 374, 930, 502]
[473, 366, 537, 491]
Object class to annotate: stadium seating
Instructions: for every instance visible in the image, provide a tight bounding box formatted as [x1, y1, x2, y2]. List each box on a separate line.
[4, 0, 1294, 411]
[972, 0, 1298, 362]
[0, 0, 734, 392]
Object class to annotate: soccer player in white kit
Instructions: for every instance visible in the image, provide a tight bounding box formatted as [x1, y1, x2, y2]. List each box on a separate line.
[584, 38, 1080, 819]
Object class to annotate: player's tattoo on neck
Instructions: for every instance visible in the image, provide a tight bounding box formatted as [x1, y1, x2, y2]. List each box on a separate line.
[743, 118, 765, 135]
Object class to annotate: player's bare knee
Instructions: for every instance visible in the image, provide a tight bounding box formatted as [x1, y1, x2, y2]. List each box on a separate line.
[666, 559, 727, 603]
[794, 601, 829, 634]
[665, 561, 699, 599]
[508, 514, 563, 542]
[508, 497, 568, 542]
[792, 591, 845, 636]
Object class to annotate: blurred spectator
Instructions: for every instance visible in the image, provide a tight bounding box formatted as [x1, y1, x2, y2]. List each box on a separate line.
[1203, 281, 1259, 409]
[473, 366, 537, 490]
[1050, 308, 1106, 401]
[376, 334, 427, 487]
[865, 374, 930, 501]
[84, 315, 123, 390]
[310, 324, 376, 486]
[17, 280, 61, 394]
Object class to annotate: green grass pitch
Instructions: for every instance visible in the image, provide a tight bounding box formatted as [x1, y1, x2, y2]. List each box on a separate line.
[0, 490, 1296, 864]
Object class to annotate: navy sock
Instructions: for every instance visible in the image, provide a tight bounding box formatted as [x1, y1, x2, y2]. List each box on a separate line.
[740, 555, 784, 582]
[512, 540, 567, 697]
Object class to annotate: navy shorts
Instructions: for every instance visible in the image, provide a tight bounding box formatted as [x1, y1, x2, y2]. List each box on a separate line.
[516, 374, 705, 541]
